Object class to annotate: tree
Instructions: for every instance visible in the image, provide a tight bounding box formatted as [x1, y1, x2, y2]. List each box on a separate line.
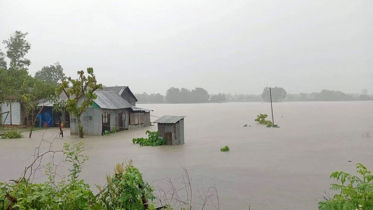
[262, 87, 287, 102]
[191, 87, 209, 103]
[57, 68, 102, 138]
[0, 49, 7, 69]
[22, 77, 56, 138]
[165, 87, 181, 103]
[3, 31, 31, 69]
[35, 62, 66, 86]
[210, 93, 226, 103]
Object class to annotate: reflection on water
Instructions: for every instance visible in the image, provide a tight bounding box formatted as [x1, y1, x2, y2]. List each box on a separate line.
[0, 102, 372, 209]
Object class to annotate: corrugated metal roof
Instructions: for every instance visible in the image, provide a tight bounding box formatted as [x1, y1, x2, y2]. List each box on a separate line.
[154, 115, 185, 124]
[131, 106, 153, 112]
[103, 86, 127, 95]
[94, 91, 132, 109]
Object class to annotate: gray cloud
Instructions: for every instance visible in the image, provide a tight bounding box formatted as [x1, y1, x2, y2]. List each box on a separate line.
[0, 0, 372, 94]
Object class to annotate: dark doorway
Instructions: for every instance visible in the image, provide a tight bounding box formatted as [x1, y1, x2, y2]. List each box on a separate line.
[165, 132, 172, 145]
[118, 112, 124, 131]
[102, 112, 110, 134]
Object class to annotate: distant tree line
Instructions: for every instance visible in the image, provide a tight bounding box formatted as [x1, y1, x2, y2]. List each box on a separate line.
[136, 88, 227, 104]
[136, 87, 372, 104]
[286, 89, 373, 102]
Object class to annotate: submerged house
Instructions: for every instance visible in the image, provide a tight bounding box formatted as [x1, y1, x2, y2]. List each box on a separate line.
[69, 90, 152, 136]
[0, 95, 26, 126]
[154, 115, 185, 145]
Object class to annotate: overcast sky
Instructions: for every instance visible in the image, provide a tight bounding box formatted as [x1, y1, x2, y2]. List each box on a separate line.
[0, 0, 372, 95]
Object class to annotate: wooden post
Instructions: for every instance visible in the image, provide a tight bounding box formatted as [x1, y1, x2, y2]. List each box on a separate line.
[269, 88, 275, 125]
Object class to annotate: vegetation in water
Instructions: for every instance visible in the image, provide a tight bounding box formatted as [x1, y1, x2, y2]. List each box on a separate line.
[255, 113, 279, 128]
[319, 163, 373, 210]
[133, 130, 166, 146]
[1, 129, 23, 139]
[255, 114, 271, 125]
[220, 146, 229, 152]
[0, 142, 157, 210]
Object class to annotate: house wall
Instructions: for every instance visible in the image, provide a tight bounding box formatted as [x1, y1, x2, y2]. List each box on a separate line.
[1, 101, 21, 125]
[179, 119, 184, 145]
[121, 88, 137, 106]
[70, 108, 103, 136]
[128, 111, 151, 129]
[101, 109, 129, 132]
[158, 123, 178, 145]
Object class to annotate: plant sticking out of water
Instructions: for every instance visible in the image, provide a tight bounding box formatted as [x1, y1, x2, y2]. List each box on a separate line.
[1, 129, 23, 139]
[133, 130, 166, 146]
[220, 146, 229, 152]
[255, 113, 279, 128]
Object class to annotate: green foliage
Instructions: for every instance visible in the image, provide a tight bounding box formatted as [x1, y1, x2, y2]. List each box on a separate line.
[97, 161, 156, 209]
[0, 142, 156, 210]
[255, 113, 279, 128]
[319, 163, 373, 210]
[1, 129, 23, 139]
[0, 142, 98, 210]
[57, 68, 103, 138]
[111, 127, 116, 133]
[103, 130, 110, 135]
[2, 31, 31, 69]
[220, 146, 229, 152]
[0, 49, 6, 69]
[255, 114, 271, 125]
[34, 62, 66, 86]
[133, 130, 166, 146]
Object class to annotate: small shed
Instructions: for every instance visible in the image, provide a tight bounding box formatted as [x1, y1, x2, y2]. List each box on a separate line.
[154, 115, 185, 145]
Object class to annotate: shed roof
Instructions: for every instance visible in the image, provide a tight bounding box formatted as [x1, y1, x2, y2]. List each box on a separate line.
[154, 115, 185, 124]
[94, 91, 132, 109]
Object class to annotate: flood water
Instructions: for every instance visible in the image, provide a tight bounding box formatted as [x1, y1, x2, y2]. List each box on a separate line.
[1, 102, 373, 209]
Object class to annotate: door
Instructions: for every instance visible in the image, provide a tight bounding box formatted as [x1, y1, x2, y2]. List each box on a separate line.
[102, 111, 110, 134]
[118, 112, 124, 131]
[165, 132, 172, 145]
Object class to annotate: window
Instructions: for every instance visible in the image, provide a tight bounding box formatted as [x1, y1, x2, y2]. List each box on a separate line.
[103, 112, 109, 124]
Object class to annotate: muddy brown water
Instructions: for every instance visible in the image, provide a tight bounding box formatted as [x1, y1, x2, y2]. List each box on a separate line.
[1, 102, 372, 209]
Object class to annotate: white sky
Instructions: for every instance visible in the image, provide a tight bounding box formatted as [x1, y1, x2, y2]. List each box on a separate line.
[0, 0, 372, 95]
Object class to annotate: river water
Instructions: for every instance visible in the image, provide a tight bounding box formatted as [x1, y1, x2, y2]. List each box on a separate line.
[1, 102, 372, 209]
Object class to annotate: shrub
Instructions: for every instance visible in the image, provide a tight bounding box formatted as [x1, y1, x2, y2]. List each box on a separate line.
[220, 146, 229, 152]
[133, 130, 166, 146]
[319, 163, 373, 210]
[0, 142, 156, 210]
[111, 127, 116, 133]
[255, 113, 279, 128]
[1, 129, 23, 139]
[103, 130, 110, 135]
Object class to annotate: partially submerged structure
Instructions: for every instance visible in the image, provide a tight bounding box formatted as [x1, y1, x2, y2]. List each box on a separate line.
[154, 115, 185, 145]
[69, 90, 151, 136]
[35, 85, 152, 135]
[1, 95, 26, 126]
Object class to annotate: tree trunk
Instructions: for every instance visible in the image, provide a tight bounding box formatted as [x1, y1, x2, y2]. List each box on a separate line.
[29, 107, 44, 138]
[77, 116, 84, 138]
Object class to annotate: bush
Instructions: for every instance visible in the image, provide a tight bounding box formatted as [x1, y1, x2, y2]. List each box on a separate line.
[111, 127, 116, 133]
[220, 146, 229, 152]
[1, 129, 23, 139]
[0, 142, 156, 210]
[133, 130, 166, 146]
[319, 163, 373, 210]
[255, 113, 279, 128]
